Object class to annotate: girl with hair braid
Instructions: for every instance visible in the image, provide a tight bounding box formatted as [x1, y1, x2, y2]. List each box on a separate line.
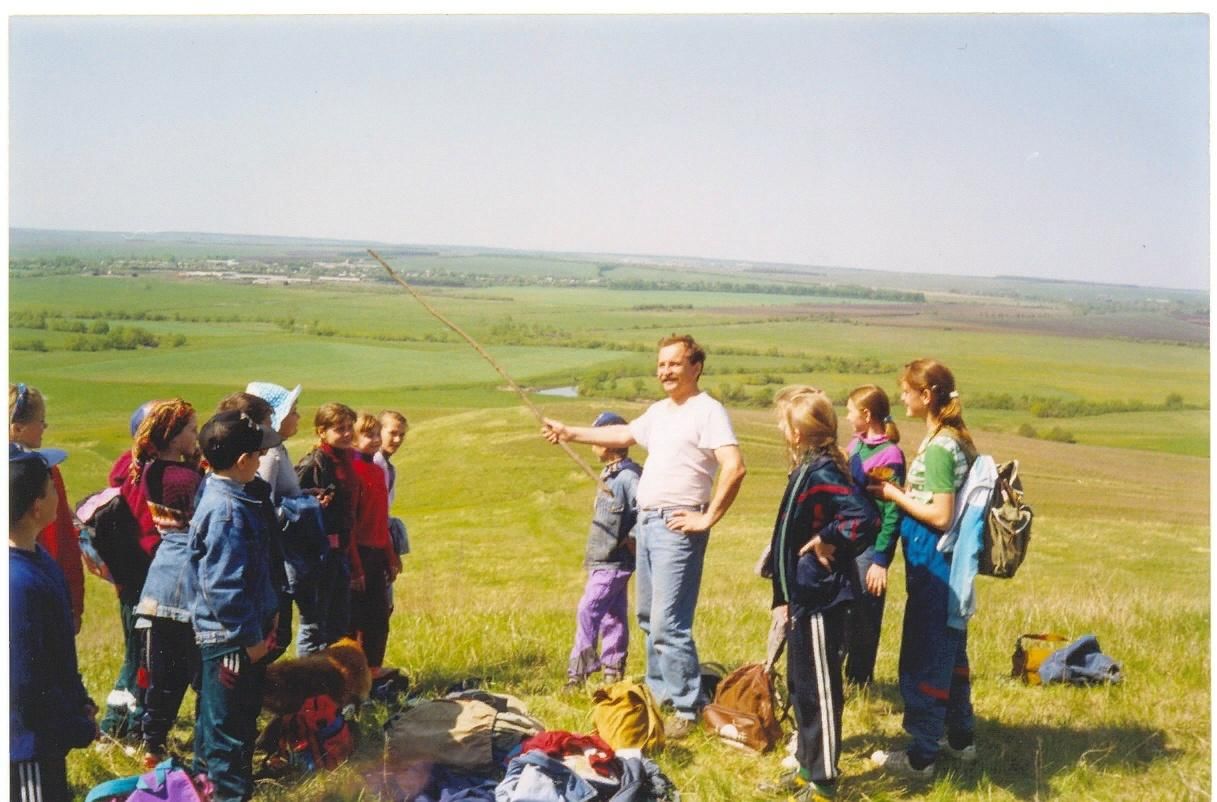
[99, 398, 199, 742]
[132, 400, 204, 767]
[760, 386, 879, 802]
[869, 359, 978, 779]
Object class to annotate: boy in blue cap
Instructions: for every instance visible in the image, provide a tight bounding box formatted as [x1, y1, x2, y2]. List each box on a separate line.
[10, 444, 98, 801]
[565, 412, 641, 688]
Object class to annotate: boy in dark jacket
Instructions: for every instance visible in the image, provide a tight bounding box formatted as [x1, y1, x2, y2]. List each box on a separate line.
[10, 444, 97, 802]
[190, 411, 282, 802]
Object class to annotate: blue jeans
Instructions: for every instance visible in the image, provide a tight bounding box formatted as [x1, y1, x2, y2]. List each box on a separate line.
[635, 510, 709, 719]
[899, 517, 975, 763]
[195, 644, 266, 802]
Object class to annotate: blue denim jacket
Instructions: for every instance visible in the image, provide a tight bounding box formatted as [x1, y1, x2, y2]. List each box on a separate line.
[585, 457, 641, 572]
[135, 530, 194, 623]
[189, 474, 278, 648]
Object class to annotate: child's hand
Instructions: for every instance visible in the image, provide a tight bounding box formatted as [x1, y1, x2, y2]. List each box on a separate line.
[867, 481, 898, 502]
[306, 486, 335, 508]
[866, 563, 888, 596]
[351, 574, 366, 592]
[798, 535, 836, 569]
[83, 552, 112, 582]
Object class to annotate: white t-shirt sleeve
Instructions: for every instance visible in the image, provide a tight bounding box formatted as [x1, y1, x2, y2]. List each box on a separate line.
[698, 398, 737, 450]
[628, 404, 656, 449]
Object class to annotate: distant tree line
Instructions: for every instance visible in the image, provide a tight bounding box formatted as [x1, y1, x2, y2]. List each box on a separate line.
[605, 278, 926, 303]
[11, 310, 187, 352]
[1017, 423, 1077, 443]
[970, 391, 1200, 418]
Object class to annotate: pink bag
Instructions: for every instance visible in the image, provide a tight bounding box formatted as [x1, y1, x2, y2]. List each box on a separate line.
[86, 760, 212, 802]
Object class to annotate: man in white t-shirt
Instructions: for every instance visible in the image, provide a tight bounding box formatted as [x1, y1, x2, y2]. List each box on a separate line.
[543, 334, 746, 738]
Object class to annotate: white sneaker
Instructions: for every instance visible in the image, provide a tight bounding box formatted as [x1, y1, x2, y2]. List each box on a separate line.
[871, 749, 934, 779]
[937, 736, 978, 762]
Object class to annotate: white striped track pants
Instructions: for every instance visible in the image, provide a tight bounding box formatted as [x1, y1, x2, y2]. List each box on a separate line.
[786, 605, 847, 783]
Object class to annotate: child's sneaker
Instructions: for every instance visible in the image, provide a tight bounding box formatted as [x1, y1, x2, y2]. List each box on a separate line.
[756, 769, 806, 795]
[937, 735, 978, 762]
[870, 748, 934, 779]
[756, 770, 835, 800]
[792, 781, 836, 802]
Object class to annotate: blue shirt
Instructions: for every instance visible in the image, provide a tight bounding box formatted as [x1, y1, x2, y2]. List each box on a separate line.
[10, 545, 94, 759]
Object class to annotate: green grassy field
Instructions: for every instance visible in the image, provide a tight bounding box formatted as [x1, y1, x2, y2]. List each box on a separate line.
[8, 264, 1210, 801]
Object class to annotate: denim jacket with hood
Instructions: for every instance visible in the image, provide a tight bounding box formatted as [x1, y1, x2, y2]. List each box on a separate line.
[189, 473, 278, 648]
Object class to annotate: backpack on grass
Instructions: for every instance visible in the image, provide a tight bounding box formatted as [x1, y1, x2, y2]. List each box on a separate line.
[261, 694, 356, 775]
[1011, 633, 1068, 685]
[701, 662, 783, 753]
[590, 679, 665, 753]
[85, 758, 212, 802]
[384, 691, 545, 770]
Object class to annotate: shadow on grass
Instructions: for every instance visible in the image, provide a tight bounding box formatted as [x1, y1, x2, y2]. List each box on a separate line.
[410, 645, 560, 697]
[846, 719, 1175, 798]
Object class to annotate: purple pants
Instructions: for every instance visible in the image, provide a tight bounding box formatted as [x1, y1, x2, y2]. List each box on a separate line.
[568, 567, 633, 679]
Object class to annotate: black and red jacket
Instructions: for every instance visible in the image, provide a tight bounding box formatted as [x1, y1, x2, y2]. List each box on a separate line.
[769, 452, 880, 612]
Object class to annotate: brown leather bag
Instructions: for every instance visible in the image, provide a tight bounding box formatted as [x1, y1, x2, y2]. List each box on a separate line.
[701, 662, 782, 752]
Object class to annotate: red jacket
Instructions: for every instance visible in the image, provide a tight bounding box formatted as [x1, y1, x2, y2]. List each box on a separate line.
[351, 455, 399, 576]
[36, 466, 84, 629]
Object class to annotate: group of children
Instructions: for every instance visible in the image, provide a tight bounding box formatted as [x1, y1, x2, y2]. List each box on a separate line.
[8, 382, 409, 802]
[12, 355, 978, 802]
[565, 358, 978, 802]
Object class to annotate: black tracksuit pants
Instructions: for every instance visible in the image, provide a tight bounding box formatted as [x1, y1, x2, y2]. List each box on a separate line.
[787, 604, 846, 784]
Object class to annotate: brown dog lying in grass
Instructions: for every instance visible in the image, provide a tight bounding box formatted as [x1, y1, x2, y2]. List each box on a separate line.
[262, 637, 373, 715]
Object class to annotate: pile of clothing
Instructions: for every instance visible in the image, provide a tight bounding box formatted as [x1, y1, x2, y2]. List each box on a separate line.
[368, 688, 678, 802]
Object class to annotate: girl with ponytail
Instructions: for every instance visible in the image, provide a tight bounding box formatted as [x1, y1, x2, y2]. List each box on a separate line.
[841, 384, 906, 687]
[761, 386, 879, 799]
[869, 359, 978, 778]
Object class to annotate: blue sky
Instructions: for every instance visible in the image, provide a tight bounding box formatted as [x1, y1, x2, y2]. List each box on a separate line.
[8, 13, 1209, 289]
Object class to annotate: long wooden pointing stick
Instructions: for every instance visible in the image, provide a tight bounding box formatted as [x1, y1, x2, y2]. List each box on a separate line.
[367, 249, 609, 494]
